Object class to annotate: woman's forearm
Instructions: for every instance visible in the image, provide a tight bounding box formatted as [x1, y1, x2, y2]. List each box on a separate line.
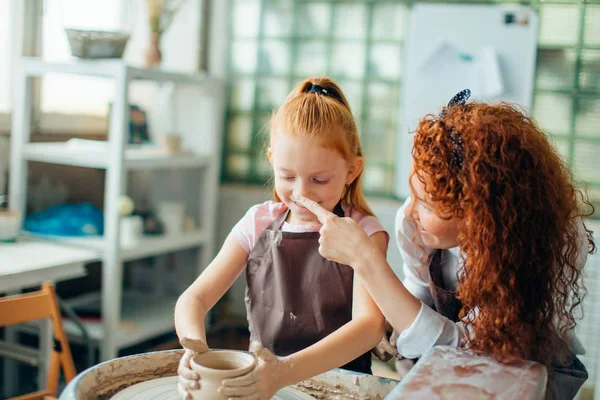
[174, 291, 209, 342]
[277, 315, 384, 388]
[353, 247, 422, 334]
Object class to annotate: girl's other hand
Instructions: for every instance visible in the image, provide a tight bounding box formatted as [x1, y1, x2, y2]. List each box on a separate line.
[178, 337, 209, 399]
[291, 194, 374, 268]
[219, 341, 285, 400]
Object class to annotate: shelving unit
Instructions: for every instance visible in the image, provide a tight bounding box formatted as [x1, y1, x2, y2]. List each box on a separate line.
[9, 57, 226, 361]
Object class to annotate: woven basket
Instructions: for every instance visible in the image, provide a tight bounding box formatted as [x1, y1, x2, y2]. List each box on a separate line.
[65, 29, 130, 59]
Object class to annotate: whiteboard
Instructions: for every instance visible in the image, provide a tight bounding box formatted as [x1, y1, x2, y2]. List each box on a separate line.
[394, 4, 538, 198]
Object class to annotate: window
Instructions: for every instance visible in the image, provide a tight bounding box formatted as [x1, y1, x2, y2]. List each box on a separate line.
[38, 0, 204, 133]
[533, 2, 600, 217]
[223, 0, 406, 197]
[222, 0, 600, 210]
[0, 0, 13, 117]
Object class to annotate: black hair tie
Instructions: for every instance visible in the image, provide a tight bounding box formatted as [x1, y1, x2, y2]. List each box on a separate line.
[308, 83, 343, 104]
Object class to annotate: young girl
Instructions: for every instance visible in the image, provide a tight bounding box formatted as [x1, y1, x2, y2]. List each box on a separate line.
[295, 90, 596, 400]
[175, 77, 388, 399]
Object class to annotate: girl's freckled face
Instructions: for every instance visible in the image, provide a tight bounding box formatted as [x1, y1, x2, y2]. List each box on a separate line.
[269, 133, 350, 225]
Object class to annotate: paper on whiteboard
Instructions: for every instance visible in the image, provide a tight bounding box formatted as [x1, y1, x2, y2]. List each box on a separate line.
[421, 42, 504, 99]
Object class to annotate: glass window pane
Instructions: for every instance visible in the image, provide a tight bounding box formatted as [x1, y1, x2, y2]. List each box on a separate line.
[538, 5, 580, 46]
[584, 5, 600, 46]
[549, 136, 571, 163]
[295, 41, 327, 77]
[227, 116, 253, 152]
[361, 124, 396, 165]
[256, 78, 289, 111]
[227, 154, 251, 179]
[256, 155, 272, 181]
[579, 50, 600, 90]
[333, 4, 366, 39]
[532, 94, 573, 136]
[41, 0, 124, 115]
[535, 49, 576, 90]
[584, 186, 600, 218]
[372, 4, 408, 41]
[331, 43, 365, 80]
[575, 98, 600, 139]
[0, 0, 12, 112]
[370, 44, 402, 80]
[264, 1, 294, 38]
[573, 141, 600, 184]
[363, 165, 393, 193]
[229, 80, 256, 112]
[255, 113, 271, 148]
[42, 73, 113, 115]
[298, 3, 331, 37]
[231, 41, 258, 74]
[337, 81, 362, 120]
[367, 83, 399, 125]
[259, 40, 291, 75]
[232, 0, 261, 38]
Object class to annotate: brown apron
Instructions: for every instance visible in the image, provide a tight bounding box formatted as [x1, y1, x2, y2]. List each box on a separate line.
[245, 203, 372, 374]
[428, 249, 587, 400]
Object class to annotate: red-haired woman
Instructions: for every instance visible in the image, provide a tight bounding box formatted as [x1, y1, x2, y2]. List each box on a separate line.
[295, 90, 596, 400]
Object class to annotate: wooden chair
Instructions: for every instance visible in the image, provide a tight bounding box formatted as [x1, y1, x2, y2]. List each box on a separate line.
[0, 283, 77, 400]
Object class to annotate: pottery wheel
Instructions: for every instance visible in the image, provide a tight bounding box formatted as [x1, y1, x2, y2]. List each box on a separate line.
[110, 376, 316, 400]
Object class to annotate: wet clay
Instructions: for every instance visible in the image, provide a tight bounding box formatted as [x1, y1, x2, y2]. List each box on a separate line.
[431, 383, 496, 400]
[452, 363, 488, 377]
[293, 378, 383, 400]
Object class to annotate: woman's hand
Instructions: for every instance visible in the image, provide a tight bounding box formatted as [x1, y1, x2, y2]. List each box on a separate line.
[177, 337, 209, 400]
[291, 194, 375, 269]
[219, 342, 286, 400]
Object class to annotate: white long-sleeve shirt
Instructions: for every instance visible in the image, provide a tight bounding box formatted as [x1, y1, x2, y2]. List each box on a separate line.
[395, 196, 588, 359]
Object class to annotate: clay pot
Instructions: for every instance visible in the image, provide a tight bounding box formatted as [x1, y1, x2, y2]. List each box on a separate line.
[189, 350, 256, 400]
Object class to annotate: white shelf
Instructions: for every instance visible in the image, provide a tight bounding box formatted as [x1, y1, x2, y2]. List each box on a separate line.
[23, 142, 213, 170]
[66, 291, 178, 348]
[22, 291, 178, 348]
[11, 56, 225, 361]
[20, 57, 218, 86]
[25, 230, 208, 262]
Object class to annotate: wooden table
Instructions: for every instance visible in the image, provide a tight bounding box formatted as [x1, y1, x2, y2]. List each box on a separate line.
[0, 239, 98, 292]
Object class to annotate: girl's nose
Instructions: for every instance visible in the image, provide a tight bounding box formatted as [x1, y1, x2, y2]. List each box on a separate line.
[293, 180, 311, 199]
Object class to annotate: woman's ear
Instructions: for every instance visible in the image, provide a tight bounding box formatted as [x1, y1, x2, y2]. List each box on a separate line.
[346, 157, 364, 185]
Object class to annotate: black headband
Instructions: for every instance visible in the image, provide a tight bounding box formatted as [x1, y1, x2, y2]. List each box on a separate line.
[431, 89, 471, 170]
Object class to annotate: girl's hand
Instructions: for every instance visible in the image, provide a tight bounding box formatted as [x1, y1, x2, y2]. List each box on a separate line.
[177, 337, 209, 400]
[291, 194, 374, 269]
[219, 342, 286, 400]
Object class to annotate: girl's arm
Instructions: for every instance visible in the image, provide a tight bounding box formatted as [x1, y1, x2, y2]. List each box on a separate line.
[174, 232, 249, 342]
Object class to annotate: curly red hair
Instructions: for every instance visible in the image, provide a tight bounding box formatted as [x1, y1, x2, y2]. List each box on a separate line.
[412, 102, 596, 365]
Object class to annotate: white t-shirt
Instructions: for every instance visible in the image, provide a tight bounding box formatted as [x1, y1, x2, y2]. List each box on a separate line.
[395, 196, 588, 359]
